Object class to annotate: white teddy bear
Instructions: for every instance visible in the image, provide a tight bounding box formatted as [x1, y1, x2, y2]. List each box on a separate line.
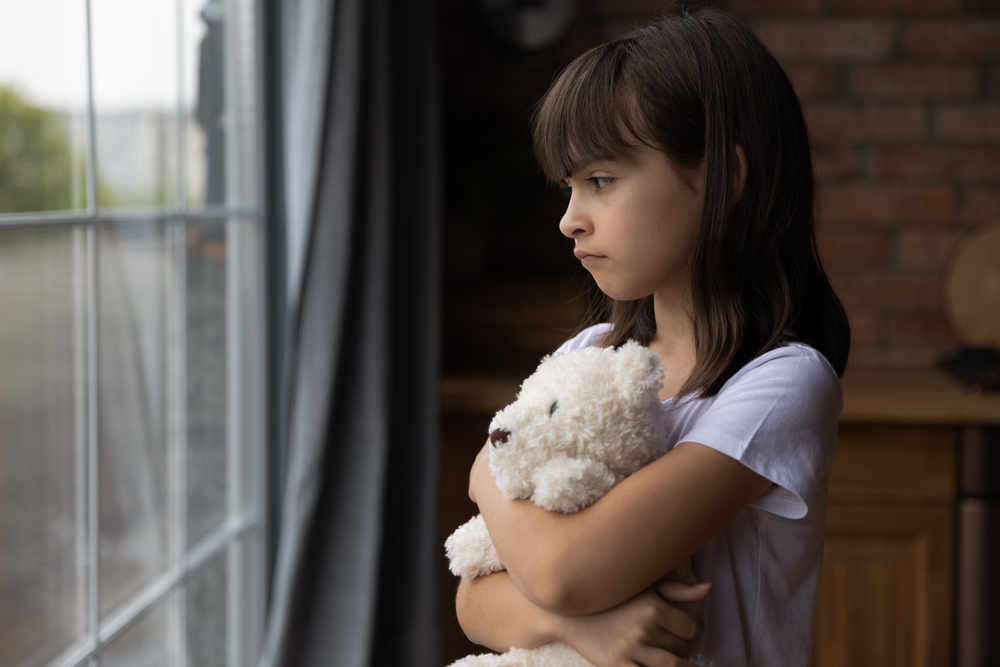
[445, 341, 702, 667]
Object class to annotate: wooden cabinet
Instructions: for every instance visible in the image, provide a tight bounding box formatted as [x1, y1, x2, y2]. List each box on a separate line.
[811, 366, 1000, 667]
[813, 425, 955, 667]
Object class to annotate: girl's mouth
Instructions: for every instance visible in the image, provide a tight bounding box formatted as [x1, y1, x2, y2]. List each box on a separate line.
[573, 249, 605, 262]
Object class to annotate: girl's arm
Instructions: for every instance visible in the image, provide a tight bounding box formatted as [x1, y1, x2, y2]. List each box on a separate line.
[457, 569, 707, 663]
[456, 570, 561, 649]
[469, 438, 772, 615]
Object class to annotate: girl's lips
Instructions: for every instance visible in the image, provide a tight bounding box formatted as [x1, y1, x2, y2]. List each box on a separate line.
[573, 249, 605, 261]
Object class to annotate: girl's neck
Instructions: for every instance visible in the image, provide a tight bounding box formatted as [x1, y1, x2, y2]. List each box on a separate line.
[648, 289, 697, 401]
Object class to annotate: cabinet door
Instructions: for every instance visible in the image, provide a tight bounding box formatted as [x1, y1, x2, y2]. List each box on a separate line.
[813, 424, 955, 667]
[813, 504, 953, 667]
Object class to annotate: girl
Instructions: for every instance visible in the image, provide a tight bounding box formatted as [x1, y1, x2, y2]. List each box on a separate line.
[457, 7, 850, 667]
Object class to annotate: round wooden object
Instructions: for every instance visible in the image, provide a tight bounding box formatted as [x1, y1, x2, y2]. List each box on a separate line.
[945, 223, 1000, 347]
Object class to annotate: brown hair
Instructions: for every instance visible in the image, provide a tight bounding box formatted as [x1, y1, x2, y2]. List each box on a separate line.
[532, 8, 850, 398]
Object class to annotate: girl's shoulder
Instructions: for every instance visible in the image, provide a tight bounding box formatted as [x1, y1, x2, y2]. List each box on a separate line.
[720, 341, 842, 401]
[550, 323, 614, 358]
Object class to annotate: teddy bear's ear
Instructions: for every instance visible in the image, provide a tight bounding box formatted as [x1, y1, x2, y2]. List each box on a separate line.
[611, 340, 664, 393]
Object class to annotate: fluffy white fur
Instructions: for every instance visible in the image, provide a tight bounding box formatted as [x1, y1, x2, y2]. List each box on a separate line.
[444, 341, 704, 667]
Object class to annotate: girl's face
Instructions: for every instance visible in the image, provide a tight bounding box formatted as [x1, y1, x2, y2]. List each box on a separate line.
[559, 145, 705, 303]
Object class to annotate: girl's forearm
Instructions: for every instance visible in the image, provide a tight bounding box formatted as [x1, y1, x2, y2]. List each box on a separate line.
[455, 571, 565, 652]
[471, 440, 772, 614]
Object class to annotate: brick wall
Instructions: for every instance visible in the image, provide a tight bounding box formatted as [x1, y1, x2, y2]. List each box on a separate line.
[596, 0, 1000, 363]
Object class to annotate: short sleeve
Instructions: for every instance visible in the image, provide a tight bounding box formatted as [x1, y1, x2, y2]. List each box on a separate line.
[678, 345, 843, 520]
[550, 323, 613, 358]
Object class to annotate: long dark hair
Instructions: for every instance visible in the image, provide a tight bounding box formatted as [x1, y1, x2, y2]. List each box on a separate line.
[532, 8, 850, 398]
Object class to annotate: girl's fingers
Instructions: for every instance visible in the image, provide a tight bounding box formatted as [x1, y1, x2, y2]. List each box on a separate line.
[652, 597, 700, 642]
[646, 623, 691, 655]
[633, 645, 697, 667]
[656, 579, 712, 603]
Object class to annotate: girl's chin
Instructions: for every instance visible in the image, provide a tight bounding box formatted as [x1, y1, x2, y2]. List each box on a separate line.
[592, 280, 650, 303]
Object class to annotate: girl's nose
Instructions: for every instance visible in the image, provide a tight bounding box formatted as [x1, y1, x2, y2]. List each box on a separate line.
[558, 193, 591, 238]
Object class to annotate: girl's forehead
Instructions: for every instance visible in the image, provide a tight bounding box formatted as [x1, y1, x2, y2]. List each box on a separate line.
[565, 147, 659, 177]
[566, 158, 624, 176]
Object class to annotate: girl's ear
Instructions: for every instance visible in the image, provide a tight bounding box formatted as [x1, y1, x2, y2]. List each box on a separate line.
[734, 145, 748, 202]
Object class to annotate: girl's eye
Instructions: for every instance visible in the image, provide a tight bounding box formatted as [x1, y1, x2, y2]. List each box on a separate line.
[558, 185, 571, 200]
[588, 176, 614, 190]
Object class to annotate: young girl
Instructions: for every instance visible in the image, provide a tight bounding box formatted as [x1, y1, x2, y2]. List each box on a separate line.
[457, 8, 851, 667]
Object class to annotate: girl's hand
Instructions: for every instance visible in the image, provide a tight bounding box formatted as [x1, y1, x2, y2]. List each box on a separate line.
[556, 580, 711, 667]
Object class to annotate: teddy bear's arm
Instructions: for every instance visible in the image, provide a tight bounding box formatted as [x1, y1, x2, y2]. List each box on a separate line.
[445, 514, 505, 579]
[530, 456, 618, 513]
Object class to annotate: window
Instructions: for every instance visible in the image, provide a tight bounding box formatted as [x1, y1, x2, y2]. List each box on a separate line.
[0, 1, 266, 666]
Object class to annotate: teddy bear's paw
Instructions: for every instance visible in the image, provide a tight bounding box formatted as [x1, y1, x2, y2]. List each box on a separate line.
[530, 457, 616, 513]
[447, 652, 525, 667]
[507, 642, 597, 667]
[445, 514, 505, 579]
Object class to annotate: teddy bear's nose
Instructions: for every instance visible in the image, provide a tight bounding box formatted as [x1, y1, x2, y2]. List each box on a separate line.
[490, 428, 511, 447]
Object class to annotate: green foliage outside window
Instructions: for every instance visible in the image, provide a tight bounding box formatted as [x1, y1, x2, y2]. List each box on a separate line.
[0, 86, 84, 214]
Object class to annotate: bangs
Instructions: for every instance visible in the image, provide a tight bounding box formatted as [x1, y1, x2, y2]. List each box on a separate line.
[532, 41, 652, 184]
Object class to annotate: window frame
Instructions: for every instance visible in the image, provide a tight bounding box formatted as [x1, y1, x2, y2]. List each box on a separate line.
[0, 0, 270, 664]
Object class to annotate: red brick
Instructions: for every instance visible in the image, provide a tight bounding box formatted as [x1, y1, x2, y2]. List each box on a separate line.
[937, 107, 1000, 143]
[814, 147, 864, 181]
[896, 231, 961, 268]
[724, 0, 823, 14]
[872, 148, 1000, 181]
[904, 21, 1000, 61]
[830, 270, 941, 309]
[818, 185, 956, 225]
[847, 309, 884, 346]
[834, 0, 961, 14]
[964, 188, 1000, 224]
[785, 65, 843, 100]
[853, 65, 979, 100]
[805, 105, 927, 143]
[817, 230, 892, 267]
[753, 20, 895, 62]
[829, 271, 941, 307]
[891, 312, 958, 347]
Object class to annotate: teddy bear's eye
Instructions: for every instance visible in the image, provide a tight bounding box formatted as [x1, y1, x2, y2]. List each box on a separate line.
[549, 401, 558, 416]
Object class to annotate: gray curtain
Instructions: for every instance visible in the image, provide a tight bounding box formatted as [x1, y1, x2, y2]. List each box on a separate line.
[258, 0, 442, 664]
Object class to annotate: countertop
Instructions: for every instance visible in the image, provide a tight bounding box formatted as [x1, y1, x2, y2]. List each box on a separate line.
[840, 364, 1000, 424]
[441, 364, 1000, 424]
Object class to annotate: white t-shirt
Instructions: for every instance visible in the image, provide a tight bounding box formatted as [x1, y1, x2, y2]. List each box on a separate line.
[552, 324, 842, 667]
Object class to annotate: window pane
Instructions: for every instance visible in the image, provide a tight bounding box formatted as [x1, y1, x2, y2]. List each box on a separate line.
[183, 0, 258, 211]
[0, 228, 88, 667]
[91, 0, 179, 210]
[186, 221, 227, 547]
[98, 222, 173, 620]
[0, 1, 89, 214]
[100, 594, 174, 667]
[183, 0, 225, 210]
[228, 0, 260, 209]
[232, 532, 263, 664]
[186, 547, 226, 666]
